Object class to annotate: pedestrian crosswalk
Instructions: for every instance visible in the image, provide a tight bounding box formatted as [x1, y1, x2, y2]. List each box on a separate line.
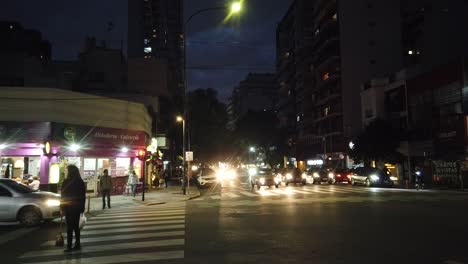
[195, 185, 444, 201]
[19, 203, 186, 264]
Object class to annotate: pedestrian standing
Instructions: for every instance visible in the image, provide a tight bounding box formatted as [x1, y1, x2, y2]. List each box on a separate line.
[163, 169, 169, 188]
[99, 169, 112, 209]
[28, 176, 40, 191]
[127, 170, 139, 198]
[60, 165, 86, 252]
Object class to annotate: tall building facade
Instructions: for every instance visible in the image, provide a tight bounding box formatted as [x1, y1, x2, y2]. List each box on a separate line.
[228, 73, 278, 130]
[277, 0, 407, 161]
[127, 0, 183, 98]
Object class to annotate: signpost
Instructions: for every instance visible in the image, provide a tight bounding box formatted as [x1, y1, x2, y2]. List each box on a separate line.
[185, 151, 193, 194]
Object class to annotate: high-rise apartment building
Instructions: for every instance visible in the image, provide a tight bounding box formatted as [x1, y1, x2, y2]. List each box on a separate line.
[127, 0, 183, 97]
[277, 0, 405, 161]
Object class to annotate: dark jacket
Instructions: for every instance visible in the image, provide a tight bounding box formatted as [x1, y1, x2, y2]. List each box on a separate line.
[61, 177, 86, 212]
[99, 175, 113, 191]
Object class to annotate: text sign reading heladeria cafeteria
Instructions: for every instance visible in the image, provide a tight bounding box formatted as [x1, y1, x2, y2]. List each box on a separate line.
[54, 123, 147, 147]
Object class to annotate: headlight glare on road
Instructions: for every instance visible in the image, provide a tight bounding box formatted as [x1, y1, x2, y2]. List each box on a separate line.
[301, 173, 307, 179]
[259, 178, 266, 185]
[370, 174, 380, 181]
[274, 177, 281, 184]
[390, 176, 398, 181]
[46, 199, 61, 207]
[313, 172, 319, 178]
[286, 173, 293, 180]
[248, 168, 257, 176]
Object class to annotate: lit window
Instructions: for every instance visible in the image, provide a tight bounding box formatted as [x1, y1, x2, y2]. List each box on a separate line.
[285, 52, 290, 58]
[315, 29, 320, 36]
[297, 115, 301, 122]
[408, 50, 413, 55]
[153, 35, 157, 38]
[332, 13, 337, 20]
[9, 25, 13, 29]
[144, 47, 152, 53]
[144, 38, 149, 44]
[323, 72, 330, 81]
[324, 106, 330, 116]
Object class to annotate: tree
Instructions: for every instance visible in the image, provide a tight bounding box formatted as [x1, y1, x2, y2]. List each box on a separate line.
[350, 119, 403, 165]
[187, 88, 228, 163]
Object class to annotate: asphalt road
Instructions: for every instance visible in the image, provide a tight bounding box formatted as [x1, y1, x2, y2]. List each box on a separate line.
[1, 179, 468, 264]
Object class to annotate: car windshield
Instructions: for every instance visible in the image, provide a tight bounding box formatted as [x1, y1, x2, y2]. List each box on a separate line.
[1, 180, 34, 193]
[258, 169, 271, 175]
[201, 168, 215, 176]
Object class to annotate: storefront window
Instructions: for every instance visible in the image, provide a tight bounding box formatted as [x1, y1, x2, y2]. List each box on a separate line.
[116, 158, 130, 177]
[98, 158, 110, 176]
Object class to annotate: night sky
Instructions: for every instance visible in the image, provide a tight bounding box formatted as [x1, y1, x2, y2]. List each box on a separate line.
[0, 0, 291, 101]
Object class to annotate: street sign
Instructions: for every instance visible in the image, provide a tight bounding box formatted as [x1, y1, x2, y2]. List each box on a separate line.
[185, 151, 193, 161]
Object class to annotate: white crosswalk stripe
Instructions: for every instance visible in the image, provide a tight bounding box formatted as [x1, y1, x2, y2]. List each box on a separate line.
[197, 185, 444, 201]
[20, 204, 186, 263]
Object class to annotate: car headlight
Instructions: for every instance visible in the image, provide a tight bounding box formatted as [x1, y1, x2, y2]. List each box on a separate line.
[286, 173, 293, 180]
[370, 175, 380, 181]
[226, 170, 236, 179]
[259, 178, 265, 185]
[301, 173, 307, 179]
[313, 172, 319, 178]
[328, 173, 335, 178]
[274, 177, 281, 184]
[390, 176, 398, 181]
[46, 199, 61, 207]
[248, 168, 257, 176]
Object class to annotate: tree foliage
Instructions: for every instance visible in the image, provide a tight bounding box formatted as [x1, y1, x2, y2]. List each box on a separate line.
[350, 119, 403, 164]
[187, 88, 228, 163]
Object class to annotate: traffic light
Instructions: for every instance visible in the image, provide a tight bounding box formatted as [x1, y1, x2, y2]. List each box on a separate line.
[137, 149, 146, 161]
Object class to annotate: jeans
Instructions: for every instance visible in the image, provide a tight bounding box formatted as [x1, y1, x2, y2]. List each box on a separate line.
[65, 209, 81, 248]
[101, 189, 111, 208]
[130, 184, 137, 197]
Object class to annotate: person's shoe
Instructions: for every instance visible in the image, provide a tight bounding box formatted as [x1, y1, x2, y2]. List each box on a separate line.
[64, 248, 73, 253]
[73, 245, 81, 251]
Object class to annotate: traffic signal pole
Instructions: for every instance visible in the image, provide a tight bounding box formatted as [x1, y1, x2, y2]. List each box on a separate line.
[142, 160, 146, 201]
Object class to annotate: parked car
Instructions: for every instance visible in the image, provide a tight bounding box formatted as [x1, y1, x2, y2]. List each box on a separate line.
[349, 167, 394, 187]
[251, 168, 281, 189]
[0, 179, 61, 226]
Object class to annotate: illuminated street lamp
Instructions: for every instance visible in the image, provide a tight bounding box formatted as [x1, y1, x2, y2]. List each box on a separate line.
[249, 147, 256, 153]
[231, 1, 242, 13]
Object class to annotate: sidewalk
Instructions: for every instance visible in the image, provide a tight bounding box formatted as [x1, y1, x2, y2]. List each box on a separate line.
[85, 185, 200, 213]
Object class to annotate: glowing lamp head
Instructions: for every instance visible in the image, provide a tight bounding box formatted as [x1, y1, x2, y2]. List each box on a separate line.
[231, 2, 242, 13]
[121, 147, 129, 153]
[176, 116, 184, 122]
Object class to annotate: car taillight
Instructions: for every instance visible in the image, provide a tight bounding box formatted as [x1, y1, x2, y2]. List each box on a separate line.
[347, 174, 351, 179]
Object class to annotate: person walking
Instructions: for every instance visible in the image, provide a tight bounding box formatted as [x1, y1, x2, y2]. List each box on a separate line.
[60, 165, 86, 252]
[127, 170, 139, 198]
[28, 176, 40, 191]
[99, 169, 112, 209]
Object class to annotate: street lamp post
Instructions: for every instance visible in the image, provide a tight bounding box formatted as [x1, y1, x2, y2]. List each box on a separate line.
[176, 116, 186, 194]
[181, 1, 242, 192]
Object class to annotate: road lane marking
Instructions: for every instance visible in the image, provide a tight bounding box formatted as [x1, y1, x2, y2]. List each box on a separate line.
[23, 250, 184, 264]
[42, 230, 185, 246]
[22, 239, 184, 258]
[80, 224, 184, 236]
[238, 191, 258, 197]
[223, 192, 240, 198]
[86, 215, 185, 226]
[102, 207, 185, 214]
[85, 219, 185, 230]
[0, 227, 38, 246]
[92, 211, 185, 220]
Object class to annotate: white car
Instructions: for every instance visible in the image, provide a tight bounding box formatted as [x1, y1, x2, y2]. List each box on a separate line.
[0, 179, 61, 226]
[195, 168, 218, 187]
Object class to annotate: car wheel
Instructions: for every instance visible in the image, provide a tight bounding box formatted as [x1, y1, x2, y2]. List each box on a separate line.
[302, 180, 306, 186]
[18, 206, 42, 227]
[351, 179, 356, 186]
[285, 182, 289, 186]
[365, 179, 371, 187]
[275, 184, 279, 188]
